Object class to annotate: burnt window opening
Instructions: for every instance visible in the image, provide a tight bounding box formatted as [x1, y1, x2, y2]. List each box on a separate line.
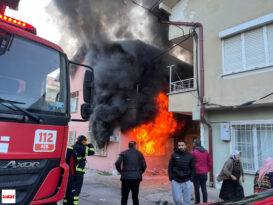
[168, 35, 194, 93]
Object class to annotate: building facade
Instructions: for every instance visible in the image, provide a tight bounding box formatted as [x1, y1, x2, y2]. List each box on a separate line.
[161, 0, 273, 195]
[68, 68, 130, 174]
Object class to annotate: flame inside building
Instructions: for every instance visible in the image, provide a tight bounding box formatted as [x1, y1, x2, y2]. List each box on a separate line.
[123, 92, 199, 174]
[126, 93, 185, 155]
[52, 0, 200, 174]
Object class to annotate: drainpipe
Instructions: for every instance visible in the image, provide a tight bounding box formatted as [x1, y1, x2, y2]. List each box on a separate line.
[150, 0, 161, 10]
[160, 20, 214, 186]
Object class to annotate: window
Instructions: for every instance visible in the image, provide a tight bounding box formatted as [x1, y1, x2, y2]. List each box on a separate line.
[0, 33, 67, 114]
[71, 91, 79, 113]
[68, 131, 76, 146]
[222, 23, 273, 74]
[88, 131, 107, 156]
[231, 122, 273, 173]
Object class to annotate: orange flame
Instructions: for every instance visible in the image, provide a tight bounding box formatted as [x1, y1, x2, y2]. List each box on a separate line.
[126, 93, 181, 155]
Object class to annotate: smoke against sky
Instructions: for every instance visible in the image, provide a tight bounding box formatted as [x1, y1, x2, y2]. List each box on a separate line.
[52, 0, 192, 148]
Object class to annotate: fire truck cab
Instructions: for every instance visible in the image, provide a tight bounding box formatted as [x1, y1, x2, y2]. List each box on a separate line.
[0, 1, 93, 204]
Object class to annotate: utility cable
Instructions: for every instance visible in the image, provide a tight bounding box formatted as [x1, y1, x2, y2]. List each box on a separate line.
[206, 91, 273, 109]
[152, 33, 193, 62]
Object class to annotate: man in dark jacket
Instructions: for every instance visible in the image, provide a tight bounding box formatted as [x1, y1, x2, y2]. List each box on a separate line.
[115, 141, 147, 205]
[67, 135, 94, 205]
[168, 139, 195, 205]
[191, 138, 212, 204]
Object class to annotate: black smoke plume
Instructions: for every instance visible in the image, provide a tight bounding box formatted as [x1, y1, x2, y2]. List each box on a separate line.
[52, 0, 192, 148]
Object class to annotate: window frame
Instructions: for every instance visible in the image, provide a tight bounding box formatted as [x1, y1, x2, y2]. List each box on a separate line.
[231, 120, 273, 174]
[68, 130, 76, 147]
[221, 24, 273, 75]
[88, 131, 107, 156]
[70, 91, 79, 113]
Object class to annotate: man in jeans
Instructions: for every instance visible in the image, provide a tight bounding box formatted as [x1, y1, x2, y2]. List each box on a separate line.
[191, 138, 212, 204]
[168, 139, 195, 205]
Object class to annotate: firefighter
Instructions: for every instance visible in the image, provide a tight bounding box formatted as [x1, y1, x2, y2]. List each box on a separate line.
[64, 135, 95, 205]
[63, 146, 77, 205]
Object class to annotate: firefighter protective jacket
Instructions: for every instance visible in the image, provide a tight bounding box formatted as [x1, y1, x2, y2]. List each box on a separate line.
[73, 141, 95, 173]
[66, 146, 77, 175]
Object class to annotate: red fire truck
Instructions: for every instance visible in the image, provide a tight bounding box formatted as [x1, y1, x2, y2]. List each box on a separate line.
[0, 1, 93, 204]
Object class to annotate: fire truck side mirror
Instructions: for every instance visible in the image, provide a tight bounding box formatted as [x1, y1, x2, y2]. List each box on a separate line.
[81, 103, 92, 120]
[69, 61, 94, 121]
[83, 70, 94, 104]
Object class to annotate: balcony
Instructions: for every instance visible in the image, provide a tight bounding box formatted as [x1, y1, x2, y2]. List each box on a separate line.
[168, 78, 198, 114]
[169, 78, 194, 94]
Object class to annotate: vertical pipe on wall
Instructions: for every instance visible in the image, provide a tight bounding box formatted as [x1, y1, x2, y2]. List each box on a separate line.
[160, 20, 214, 185]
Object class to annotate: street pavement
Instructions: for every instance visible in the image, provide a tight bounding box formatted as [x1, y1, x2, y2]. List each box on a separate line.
[71, 169, 220, 205]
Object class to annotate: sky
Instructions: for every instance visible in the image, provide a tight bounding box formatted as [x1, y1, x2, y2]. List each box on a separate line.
[5, 0, 61, 44]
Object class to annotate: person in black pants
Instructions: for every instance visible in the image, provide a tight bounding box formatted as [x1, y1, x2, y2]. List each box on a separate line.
[115, 141, 147, 205]
[69, 135, 94, 205]
[191, 138, 212, 204]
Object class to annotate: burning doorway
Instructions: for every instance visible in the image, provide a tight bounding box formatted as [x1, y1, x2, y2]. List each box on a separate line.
[122, 92, 200, 175]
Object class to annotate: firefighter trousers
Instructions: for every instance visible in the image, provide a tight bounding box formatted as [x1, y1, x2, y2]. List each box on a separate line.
[73, 172, 84, 205]
[63, 172, 84, 205]
[63, 174, 75, 205]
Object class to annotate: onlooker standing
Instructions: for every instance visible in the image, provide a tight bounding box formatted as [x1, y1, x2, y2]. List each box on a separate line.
[191, 138, 212, 204]
[254, 157, 273, 193]
[115, 141, 147, 205]
[217, 150, 245, 202]
[168, 139, 195, 205]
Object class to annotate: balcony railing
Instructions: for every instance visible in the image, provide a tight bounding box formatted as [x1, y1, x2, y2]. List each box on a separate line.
[170, 78, 194, 93]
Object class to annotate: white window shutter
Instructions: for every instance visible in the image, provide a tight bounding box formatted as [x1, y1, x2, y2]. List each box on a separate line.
[223, 35, 243, 73]
[244, 27, 266, 69]
[267, 24, 273, 65]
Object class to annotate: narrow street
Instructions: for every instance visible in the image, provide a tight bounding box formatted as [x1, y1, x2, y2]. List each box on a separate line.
[76, 169, 220, 205]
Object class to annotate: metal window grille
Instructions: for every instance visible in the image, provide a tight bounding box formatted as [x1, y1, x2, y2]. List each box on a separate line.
[170, 78, 194, 93]
[231, 122, 273, 173]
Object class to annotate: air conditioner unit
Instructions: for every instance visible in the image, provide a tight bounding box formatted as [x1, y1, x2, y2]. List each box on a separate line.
[192, 109, 200, 121]
[109, 135, 120, 142]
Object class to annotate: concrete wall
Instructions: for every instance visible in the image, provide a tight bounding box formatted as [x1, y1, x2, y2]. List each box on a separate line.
[169, 0, 273, 106]
[86, 131, 135, 173]
[206, 107, 273, 196]
[86, 142, 119, 174]
[166, 0, 273, 196]
[169, 90, 199, 113]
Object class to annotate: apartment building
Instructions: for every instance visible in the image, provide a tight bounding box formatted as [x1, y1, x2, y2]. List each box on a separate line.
[159, 0, 273, 195]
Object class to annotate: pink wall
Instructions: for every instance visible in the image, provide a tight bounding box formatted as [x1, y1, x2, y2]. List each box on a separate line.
[86, 142, 119, 172]
[69, 68, 89, 140]
[86, 132, 133, 173]
[69, 68, 122, 173]
[69, 68, 175, 174]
